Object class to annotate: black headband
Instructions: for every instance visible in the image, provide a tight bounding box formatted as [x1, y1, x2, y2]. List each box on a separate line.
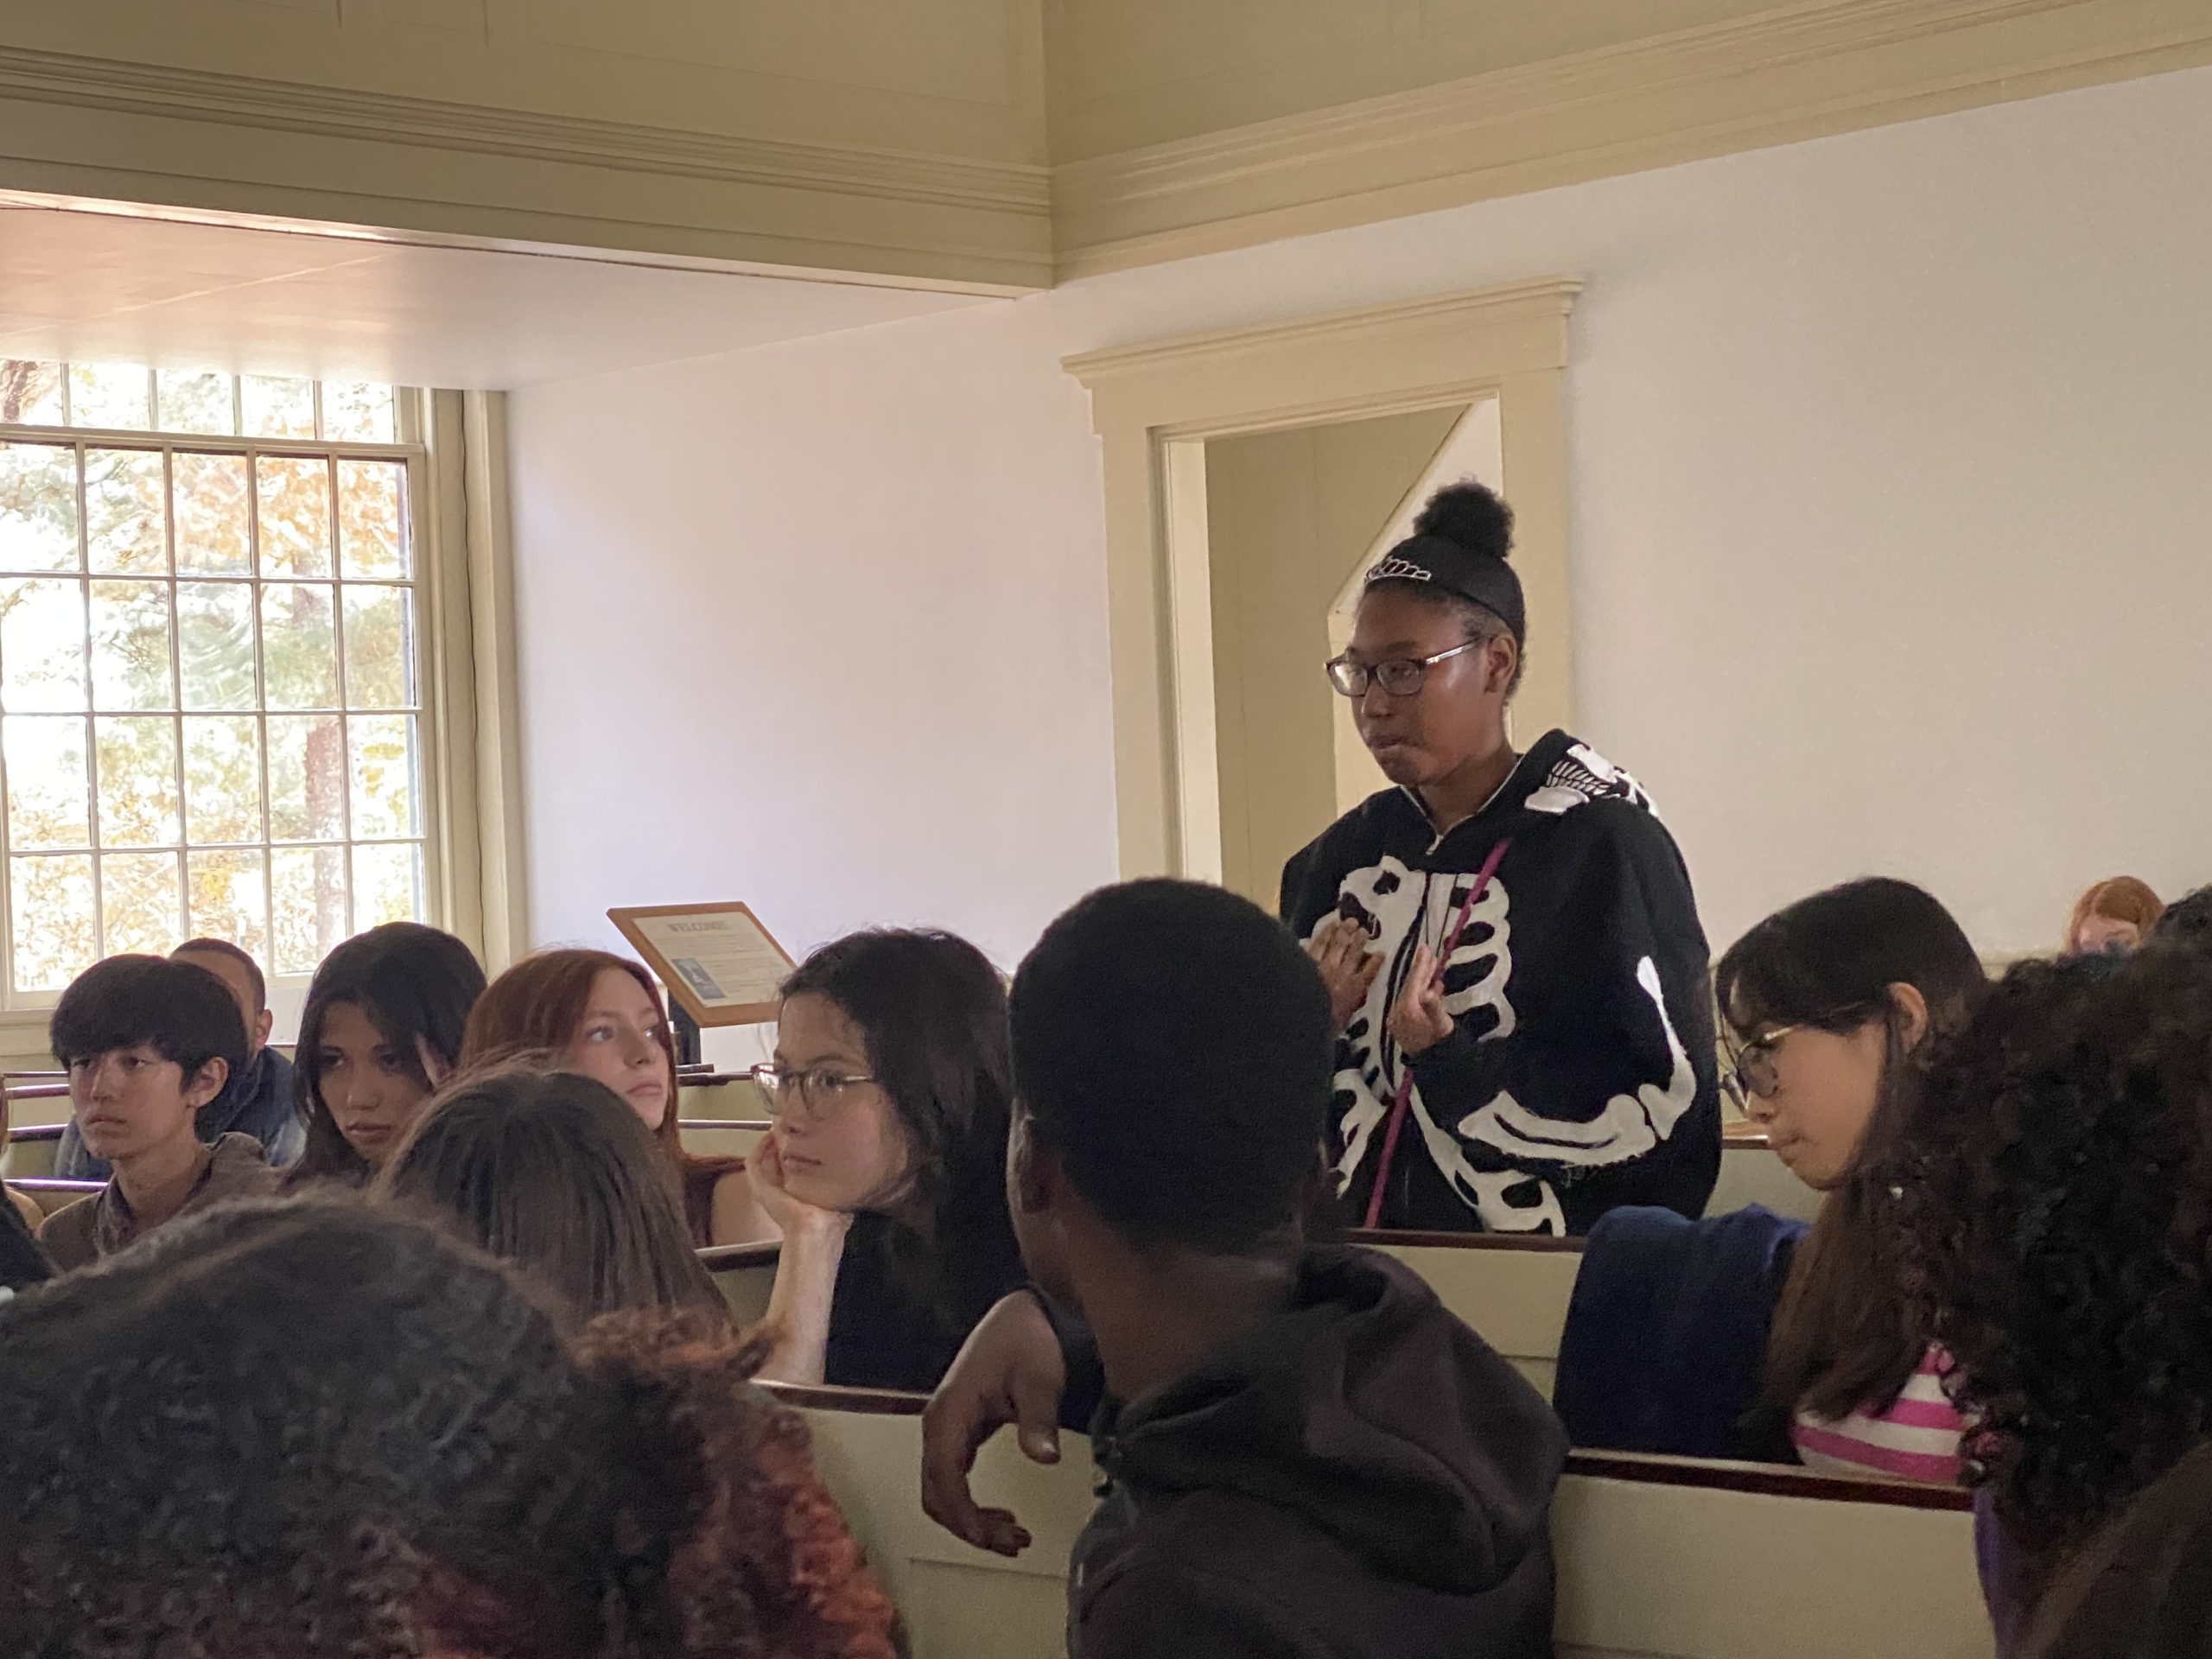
[1363, 533, 1526, 642]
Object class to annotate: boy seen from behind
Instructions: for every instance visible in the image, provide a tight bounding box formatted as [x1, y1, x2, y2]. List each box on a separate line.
[961, 878, 1566, 1658]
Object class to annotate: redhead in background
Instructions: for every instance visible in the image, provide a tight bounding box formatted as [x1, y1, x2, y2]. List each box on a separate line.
[2063, 877, 2164, 957]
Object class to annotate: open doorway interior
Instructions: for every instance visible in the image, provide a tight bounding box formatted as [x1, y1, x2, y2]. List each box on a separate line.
[1198, 397, 1503, 906]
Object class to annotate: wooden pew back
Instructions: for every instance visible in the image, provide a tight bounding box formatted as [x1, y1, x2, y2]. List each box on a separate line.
[1350, 1229, 1581, 1397]
[702, 1242, 779, 1326]
[1, 1121, 60, 1180]
[784, 1396, 1990, 1659]
[679, 1118, 767, 1160]
[11, 1177, 102, 1217]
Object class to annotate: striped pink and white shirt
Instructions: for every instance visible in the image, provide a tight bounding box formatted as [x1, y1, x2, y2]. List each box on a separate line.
[1791, 1345, 1966, 1484]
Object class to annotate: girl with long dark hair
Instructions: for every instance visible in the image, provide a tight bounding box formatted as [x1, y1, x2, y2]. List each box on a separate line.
[747, 929, 1025, 1391]
[287, 922, 486, 1187]
[1718, 876, 1986, 1472]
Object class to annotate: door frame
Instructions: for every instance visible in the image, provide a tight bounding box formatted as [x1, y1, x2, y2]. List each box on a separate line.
[1063, 277, 1581, 880]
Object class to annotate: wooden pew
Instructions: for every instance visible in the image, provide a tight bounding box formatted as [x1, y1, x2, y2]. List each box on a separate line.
[1, 1121, 60, 1180]
[10, 1177, 102, 1217]
[1554, 1452, 1986, 1659]
[772, 1382, 1091, 1659]
[1707, 1122, 1820, 1224]
[701, 1240, 780, 1325]
[676, 1071, 771, 1122]
[1349, 1228, 1581, 1397]
[776, 1390, 1992, 1659]
[678, 1117, 768, 1160]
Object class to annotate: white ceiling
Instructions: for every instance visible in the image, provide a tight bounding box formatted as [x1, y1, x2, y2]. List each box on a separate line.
[0, 200, 992, 391]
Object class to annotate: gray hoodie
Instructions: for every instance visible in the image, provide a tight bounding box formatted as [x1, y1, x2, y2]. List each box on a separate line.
[1070, 1245, 1566, 1659]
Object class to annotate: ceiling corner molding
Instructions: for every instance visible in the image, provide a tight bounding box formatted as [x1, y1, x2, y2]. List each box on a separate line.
[0, 44, 1053, 291]
[1050, 0, 2212, 278]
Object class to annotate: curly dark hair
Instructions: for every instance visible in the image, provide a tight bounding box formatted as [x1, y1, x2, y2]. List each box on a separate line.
[1892, 944, 2212, 1555]
[0, 1197, 899, 1659]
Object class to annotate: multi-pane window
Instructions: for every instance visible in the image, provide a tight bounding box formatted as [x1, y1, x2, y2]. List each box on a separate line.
[0, 359, 430, 999]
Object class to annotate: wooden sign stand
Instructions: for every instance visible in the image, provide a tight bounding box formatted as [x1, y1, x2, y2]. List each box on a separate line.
[607, 903, 798, 1060]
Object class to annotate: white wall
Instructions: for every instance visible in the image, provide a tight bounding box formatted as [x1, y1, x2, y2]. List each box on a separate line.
[510, 63, 2212, 967]
[507, 303, 1116, 977]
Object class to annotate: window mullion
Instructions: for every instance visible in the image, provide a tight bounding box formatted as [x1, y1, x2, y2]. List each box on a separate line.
[75, 437, 104, 962]
[164, 444, 190, 950]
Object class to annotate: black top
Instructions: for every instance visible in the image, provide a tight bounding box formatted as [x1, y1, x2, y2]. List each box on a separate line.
[823, 1211, 1027, 1395]
[1070, 1245, 1566, 1659]
[0, 1191, 51, 1295]
[1281, 728, 1720, 1236]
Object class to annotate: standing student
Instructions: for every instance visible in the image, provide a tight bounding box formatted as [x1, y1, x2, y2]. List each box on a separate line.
[287, 922, 486, 1188]
[461, 949, 772, 1245]
[938, 879, 1565, 1658]
[747, 930, 1026, 1391]
[54, 937, 302, 1179]
[1283, 481, 1718, 1235]
[36, 955, 277, 1272]
[377, 1065, 730, 1322]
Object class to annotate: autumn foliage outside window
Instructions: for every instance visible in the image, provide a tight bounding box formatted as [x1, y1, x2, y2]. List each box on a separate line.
[0, 359, 427, 997]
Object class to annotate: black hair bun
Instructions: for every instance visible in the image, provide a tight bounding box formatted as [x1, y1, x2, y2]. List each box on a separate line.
[1413, 480, 1514, 561]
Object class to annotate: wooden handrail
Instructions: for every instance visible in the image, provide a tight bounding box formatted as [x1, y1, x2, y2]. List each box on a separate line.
[761, 1378, 928, 1416]
[697, 1241, 781, 1271]
[1561, 1448, 1971, 1510]
[763, 1384, 1973, 1509]
[1347, 1226, 1583, 1253]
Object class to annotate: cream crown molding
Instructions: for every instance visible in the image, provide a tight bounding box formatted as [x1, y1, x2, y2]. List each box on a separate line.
[0, 45, 1050, 213]
[1051, 0, 2212, 277]
[0, 43, 1052, 290]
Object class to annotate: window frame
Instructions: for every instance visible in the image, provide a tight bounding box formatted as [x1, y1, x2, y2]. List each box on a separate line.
[0, 378, 462, 1030]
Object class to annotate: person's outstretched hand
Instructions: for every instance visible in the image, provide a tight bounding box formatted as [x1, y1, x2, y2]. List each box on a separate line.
[920, 1289, 1067, 1557]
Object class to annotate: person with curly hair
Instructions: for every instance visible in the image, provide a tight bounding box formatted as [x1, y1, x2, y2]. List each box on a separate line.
[375, 1065, 732, 1323]
[0, 1197, 901, 1659]
[1892, 944, 2212, 1653]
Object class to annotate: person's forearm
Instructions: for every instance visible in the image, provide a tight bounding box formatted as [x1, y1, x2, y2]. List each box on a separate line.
[753, 1219, 850, 1384]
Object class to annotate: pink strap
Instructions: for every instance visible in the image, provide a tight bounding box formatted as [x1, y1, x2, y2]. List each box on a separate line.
[1361, 838, 1512, 1230]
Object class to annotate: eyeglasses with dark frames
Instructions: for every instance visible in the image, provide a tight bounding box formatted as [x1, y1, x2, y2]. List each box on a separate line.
[1325, 638, 1485, 699]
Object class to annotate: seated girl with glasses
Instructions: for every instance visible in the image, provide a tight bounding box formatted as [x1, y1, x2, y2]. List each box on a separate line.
[1555, 877, 1986, 1477]
[745, 930, 1026, 1392]
[460, 950, 776, 1248]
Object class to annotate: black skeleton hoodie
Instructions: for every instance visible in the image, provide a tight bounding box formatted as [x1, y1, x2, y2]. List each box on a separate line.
[1281, 727, 1719, 1236]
